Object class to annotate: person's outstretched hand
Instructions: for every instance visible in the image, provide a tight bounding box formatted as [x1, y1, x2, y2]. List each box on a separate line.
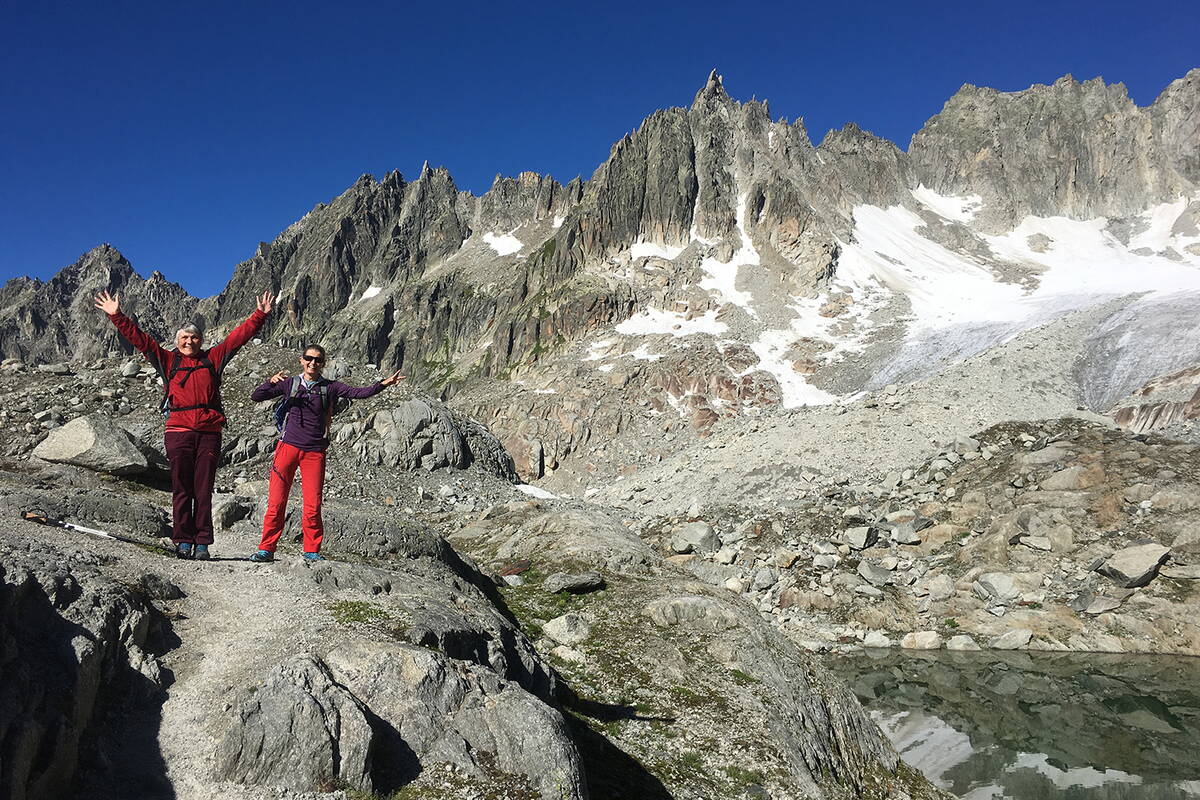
[269, 371, 288, 385]
[381, 369, 406, 387]
[94, 291, 120, 315]
[256, 291, 273, 314]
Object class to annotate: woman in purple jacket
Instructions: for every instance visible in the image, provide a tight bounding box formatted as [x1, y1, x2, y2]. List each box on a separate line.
[249, 344, 404, 561]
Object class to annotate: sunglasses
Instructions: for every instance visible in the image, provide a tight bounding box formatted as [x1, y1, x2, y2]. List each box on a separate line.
[300, 354, 325, 364]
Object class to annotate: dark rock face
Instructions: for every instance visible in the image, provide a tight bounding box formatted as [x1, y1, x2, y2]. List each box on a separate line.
[0, 537, 170, 800]
[0, 245, 197, 363]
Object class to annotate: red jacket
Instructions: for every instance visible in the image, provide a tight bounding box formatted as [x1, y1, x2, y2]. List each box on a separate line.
[109, 310, 267, 432]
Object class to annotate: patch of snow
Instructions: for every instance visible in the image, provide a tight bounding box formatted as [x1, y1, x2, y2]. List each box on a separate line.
[743, 329, 839, 408]
[552, 214, 565, 228]
[516, 484, 558, 500]
[630, 241, 685, 261]
[615, 308, 728, 338]
[597, 363, 615, 373]
[532, 388, 557, 394]
[360, 285, 382, 301]
[483, 231, 523, 256]
[626, 344, 663, 361]
[583, 339, 615, 361]
[911, 184, 983, 223]
[698, 193, 757, 312]
[1127, 196, 1197, 253]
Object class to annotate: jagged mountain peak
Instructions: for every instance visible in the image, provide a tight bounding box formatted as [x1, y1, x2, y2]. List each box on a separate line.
[693, 68, 730, 105]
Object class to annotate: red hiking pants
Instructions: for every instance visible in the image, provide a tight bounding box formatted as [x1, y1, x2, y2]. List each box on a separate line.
[259, 441, 326, 554]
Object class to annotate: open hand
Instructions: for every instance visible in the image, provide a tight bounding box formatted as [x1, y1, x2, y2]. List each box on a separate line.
[381, 369, 406, 387]
[94, 290, 120, 315]
[256, 291, 273, 314]
[269, 371, 288, 385]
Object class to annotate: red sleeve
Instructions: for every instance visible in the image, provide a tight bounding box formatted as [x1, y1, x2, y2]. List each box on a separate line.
[108, 312, 170, 375]
[208, 309, 267, 371]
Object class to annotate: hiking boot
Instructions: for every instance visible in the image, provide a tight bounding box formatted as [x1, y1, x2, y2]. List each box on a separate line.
[302, 552, 325, 561]
[175, 543, 193, 559]
[249, 550, 274, 563]
[194, 544, 211, 560]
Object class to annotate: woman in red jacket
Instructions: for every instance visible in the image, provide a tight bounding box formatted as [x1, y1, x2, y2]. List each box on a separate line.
[95, 289, 271, 559]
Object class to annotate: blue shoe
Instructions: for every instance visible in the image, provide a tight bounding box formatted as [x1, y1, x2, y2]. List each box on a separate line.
[249, 550, 274, 563]
[175, 543, 193, 559]
[302, 552, 325, 561]
[194, 544, 211, 560]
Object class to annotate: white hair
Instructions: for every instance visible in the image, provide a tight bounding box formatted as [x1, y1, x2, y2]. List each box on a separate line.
[176, 324, 202, 340]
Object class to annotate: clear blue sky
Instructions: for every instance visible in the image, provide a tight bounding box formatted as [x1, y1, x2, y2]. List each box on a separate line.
[2, 0, 1196, 298]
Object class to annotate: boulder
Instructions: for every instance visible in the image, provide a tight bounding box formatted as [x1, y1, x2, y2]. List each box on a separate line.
[323, 640, 585, 800]
[670, 521, 718, 554]
[643, 595, 743, 631]
[863, 630, 891, 648]
[989, 629, 1033, 650]
[843, 526, 878, 550]
[900, 631, 943, 650]
[543, 613, 591, 646]
[973, 572, 1021, 604]
[1096, 543, 1170, 588]
[857, 561, 892, 587]
[215, 654, 374, 792]
[542, 571, 605, 594]
[32, 414, 148, 476]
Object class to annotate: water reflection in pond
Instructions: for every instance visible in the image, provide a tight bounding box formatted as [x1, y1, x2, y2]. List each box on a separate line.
[823, 650, 1200, 799]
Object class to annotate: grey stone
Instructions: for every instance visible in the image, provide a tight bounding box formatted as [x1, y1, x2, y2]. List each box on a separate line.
[989, 629, 1033, 650]
[857, 561, 892, 587]
[542, 571, 605, 594]
[120, 361, 141, 377]
[323, 640, 586, 800]
[900, 631, 943, 650]
[812, 554, 838, 570]
[643, 595, 743, 631]
[0, 536, 167, 800]
[863, 630, 891, 648]
[216, 654, 374, 792]
[922, 574, 955, 602]
[951, 435, 980, 454]
[1021, 536, 1053, 551]
[137, 572, 185, 601]
[32, 414, 148, 476]
[1083, 596, 1123, 615]
[973, 572, 1021, 603]
[670, 521, 719, 554]
[843, 526, 878, 550]
[543, 613, 591, 646]
[1096, 543, 1170, 588]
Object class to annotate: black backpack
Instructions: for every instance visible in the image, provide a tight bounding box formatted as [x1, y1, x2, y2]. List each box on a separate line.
[272, 377, 350, 436]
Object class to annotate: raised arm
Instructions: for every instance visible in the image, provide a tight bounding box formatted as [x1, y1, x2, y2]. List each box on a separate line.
[330, 369, 405, 400]
[208, 292, 272, 370]
[95, 291, 170, 372]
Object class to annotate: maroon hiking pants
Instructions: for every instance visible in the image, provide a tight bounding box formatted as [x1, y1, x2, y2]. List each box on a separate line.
[164, 430, 221, 545]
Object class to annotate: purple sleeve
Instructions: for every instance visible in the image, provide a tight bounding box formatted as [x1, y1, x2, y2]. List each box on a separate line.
[331, 380, 386, 400]
[250, 378, 286, 402]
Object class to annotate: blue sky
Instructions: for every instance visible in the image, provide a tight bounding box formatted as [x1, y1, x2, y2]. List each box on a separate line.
[2, 0, 1196, 298]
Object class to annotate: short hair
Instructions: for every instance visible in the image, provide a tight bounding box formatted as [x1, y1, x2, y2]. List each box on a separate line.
[176, 324, 202, 340]
[302, 343, 327, 359]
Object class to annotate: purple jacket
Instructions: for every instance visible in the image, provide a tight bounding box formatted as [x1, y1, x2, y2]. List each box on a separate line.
[251, 377, 385, 452]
